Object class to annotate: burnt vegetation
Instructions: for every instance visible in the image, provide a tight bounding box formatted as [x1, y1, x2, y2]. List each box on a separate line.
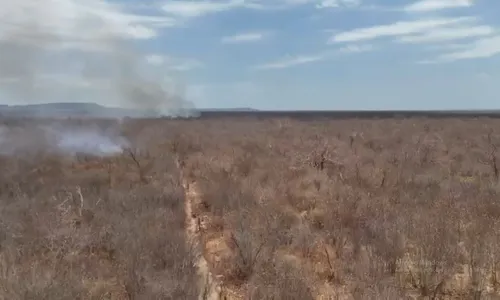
[1, 117, 500, 299]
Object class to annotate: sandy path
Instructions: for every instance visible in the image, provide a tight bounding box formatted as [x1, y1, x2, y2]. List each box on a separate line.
[177, 157, 229, 300]
[178, 161, 334, 299]
[181, 176, 222, 299]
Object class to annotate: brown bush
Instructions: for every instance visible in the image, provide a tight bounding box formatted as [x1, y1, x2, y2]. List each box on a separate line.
[181, 117, 500, 298]
[0, 119, 197, 300]
[5, 117, 500, 299]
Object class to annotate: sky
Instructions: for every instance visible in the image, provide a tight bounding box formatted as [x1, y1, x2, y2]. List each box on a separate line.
[0, 0, 499, 110]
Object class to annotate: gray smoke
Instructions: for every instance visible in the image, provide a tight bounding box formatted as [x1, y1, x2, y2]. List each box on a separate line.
[0, 123, 129, 156]
[49, 125, 130, 156]
[0, 0, 197, 117]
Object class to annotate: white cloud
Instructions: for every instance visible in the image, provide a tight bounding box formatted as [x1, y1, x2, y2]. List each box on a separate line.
[221, 32, 268, 44]
[330, 17, 476, 43]
[398, 25, 495, 43]
[430, 35, 500, 62]
[145, 54, 203, 71]
[276, 0, 360, 8]
[0, 0, 175, 51]
[145, 54, 165, 65]
[171, 60, 204, 71]
[253, 54, 326, 69]
[254, 43, 373, 70]
[325, 0, 498, 64]
[405, 0, 473, 12]
[337, 44, 375, 53]
[161, 0, 246, 18]
[159, 0, 363, 19]
[197, 0, 364, 11]
[316, 0, 361, 8]
[425, 42, 472, 51]
[476, 72, 491, 81]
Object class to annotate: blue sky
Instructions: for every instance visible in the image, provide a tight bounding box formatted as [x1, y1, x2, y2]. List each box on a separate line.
[1, 0, 500, 110]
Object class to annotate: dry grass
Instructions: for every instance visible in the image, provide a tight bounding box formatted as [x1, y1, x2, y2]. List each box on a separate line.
[0, 119, 197, 300]
[178, 117, 500, 299]
[3, 117, 500, 299]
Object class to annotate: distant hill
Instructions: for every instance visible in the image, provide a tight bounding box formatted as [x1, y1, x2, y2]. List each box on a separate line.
[0, 102, 199, 118]
[0, 103, 263, 118]
[198, 107, 259, 112]
[2, 103, 500, 120]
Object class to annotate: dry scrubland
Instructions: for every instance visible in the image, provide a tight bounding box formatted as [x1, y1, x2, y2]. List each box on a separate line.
[2, 117, 500, 299]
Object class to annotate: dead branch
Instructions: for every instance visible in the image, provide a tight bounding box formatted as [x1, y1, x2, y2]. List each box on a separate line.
[125, 148, 147, 183]
[487, 130, 499, 180]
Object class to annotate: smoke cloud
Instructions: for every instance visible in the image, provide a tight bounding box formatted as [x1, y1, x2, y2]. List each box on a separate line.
[0, 123, 129, 157]
[0, 0, 197, 117]
[51, 126, 130, 156]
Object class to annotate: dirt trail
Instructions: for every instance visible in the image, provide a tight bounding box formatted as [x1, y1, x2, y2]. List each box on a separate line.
[177, 160, 338, 299]
[178, 165, 338, 298]
[178, 159, 243, 300]
[180, 174, 221, 299]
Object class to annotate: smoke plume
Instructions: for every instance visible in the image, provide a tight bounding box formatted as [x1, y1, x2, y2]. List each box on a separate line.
[50, 125, 130, 156]
[0, 122, 129, 157]
[0, 0, 197, 117]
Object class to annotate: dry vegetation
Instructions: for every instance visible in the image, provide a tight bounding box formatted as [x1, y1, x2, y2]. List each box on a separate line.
[0, 119, 196, 299]
[2, 117, 500, 299]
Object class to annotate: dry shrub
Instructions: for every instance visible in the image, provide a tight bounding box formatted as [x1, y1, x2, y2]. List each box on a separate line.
[0, 119, 197, 300]
[7, 117, 500, 299]
[183, 117, 500, 298]
[247, 259, 314, 300]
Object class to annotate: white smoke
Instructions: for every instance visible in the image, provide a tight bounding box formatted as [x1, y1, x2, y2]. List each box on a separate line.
[52, 128, 129, 156]
[0, 123, 129, 157]
[0, 126, 6, 146]
[0, 0, 197, 117]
